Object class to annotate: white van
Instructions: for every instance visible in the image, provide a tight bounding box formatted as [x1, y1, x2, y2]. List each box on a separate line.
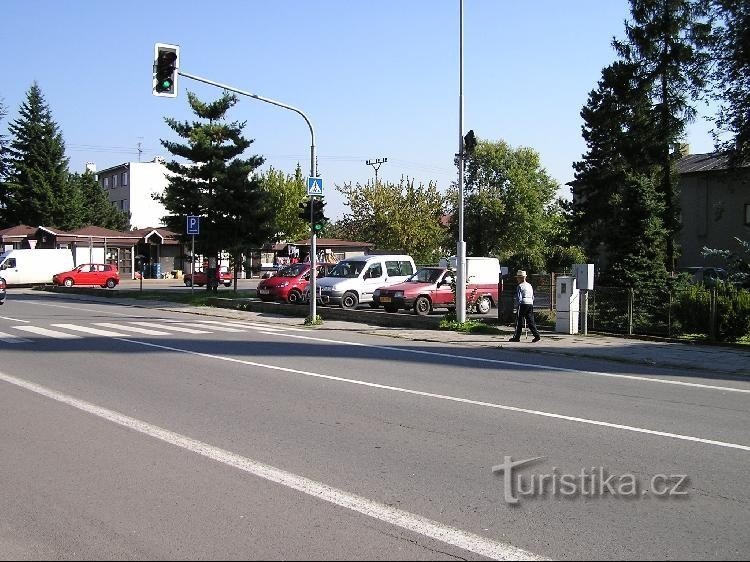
[317, 254, 416, 309]
[0, 249, 75, 286]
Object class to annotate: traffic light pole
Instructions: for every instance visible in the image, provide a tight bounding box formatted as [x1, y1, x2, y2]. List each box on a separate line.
[177, 70, 319, 320]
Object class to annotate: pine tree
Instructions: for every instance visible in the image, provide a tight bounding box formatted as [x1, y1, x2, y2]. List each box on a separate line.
[708, 0, 750, 166]
[157, 91, 273, 288]
[5, 82, 73, 228]
[69, 171, 130, 230]
[0, 98, 11, 227]
[573, 60, 669, 289]
[613, 0, 712, 272]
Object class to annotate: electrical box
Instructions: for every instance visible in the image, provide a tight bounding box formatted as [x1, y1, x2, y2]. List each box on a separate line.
[555, 276, 580, 334]
[573, 263, 595, 291]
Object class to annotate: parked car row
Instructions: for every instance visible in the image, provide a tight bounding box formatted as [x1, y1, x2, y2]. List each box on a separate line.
[258, 254, 502, 316]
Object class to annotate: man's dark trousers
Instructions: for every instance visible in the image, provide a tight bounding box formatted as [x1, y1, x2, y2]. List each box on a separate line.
[514, 303, 540, 340]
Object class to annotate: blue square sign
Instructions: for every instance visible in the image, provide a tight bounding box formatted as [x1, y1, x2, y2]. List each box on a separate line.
[187, 215, 200, 235]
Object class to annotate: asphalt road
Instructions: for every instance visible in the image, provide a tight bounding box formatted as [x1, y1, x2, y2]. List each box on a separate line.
[0, 292, 748, 560]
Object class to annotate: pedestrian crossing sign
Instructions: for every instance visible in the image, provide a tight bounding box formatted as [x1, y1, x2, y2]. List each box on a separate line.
[307, 177, 323, 196]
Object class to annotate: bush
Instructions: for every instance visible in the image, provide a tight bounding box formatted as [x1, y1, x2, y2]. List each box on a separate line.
[716, 284, 750, 342]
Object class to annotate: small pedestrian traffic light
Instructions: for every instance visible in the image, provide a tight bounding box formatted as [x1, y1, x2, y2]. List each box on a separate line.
[153, 43, 179, 97]
[311, 198, 327, 234]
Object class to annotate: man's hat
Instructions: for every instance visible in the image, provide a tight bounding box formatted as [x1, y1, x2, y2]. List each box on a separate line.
[516, 270, 527, 277]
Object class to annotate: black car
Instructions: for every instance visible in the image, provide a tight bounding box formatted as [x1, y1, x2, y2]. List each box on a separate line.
[0, 277, 6, 305]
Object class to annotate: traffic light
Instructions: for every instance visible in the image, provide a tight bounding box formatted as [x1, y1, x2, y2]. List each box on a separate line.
[298, 200, 312, 221]
[463, 129, 477, 155]
[153, 43, 179, 97]
[311, 197, 327, 234]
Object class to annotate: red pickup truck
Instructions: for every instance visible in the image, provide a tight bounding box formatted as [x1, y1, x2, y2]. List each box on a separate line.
[373, 266, 498, 316]
[183, 268, 233, 287]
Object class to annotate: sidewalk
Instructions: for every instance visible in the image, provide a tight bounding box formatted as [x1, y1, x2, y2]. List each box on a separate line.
[35, 289, 750, 379]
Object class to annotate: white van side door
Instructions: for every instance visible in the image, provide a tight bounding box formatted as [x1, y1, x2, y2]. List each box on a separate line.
[361, 261, 385, 301]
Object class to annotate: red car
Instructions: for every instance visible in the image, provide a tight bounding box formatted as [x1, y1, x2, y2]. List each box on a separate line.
[373, 266, 497, 316]
[257, 263, 336, 304]
[53, 264, 120, 289]
[0, 277, 6, 304]
[184, 268, 233, 287]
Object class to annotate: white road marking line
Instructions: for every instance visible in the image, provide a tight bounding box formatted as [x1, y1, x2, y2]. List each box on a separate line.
[193, 320, 286, 332]
[22, 301, 134, 316]
[51, 324, 129, 337]
[129, 322, 212, 334]
[0, 371, 544, 562]
[254, 331, 750, 395]
[113, 338, 750, 453]
[0, 331, 31, 343]
[0, 315, 31, 323]
[94, 323, 171, 336]
[173, 322, 245, 333]
[13, 326, 83, 339]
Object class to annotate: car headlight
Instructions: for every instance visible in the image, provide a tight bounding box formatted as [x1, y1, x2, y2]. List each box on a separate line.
[278, 282, 289, 288]
[373, 289, 381, 297]
[394, 291, 404, 298]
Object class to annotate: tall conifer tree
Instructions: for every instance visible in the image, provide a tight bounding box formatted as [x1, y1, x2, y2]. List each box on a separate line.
[157, 91, 273, 287]
[5, 82, 74, 228]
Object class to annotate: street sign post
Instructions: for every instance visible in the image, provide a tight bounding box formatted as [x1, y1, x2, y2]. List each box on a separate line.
[307, 177, 323, 197]
[187, 216, 200, 298]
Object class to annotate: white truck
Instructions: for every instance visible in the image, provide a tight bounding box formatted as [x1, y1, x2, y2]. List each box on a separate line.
[0, 249, 75, 285]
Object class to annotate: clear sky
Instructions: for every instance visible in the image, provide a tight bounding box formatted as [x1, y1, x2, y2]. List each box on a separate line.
[1, 0, 716, 220]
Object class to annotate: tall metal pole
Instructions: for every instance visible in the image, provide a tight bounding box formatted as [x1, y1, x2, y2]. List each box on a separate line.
[310, 145, 317, 321]
[456, 0, 467, 322]
[178, 70, 318, 319]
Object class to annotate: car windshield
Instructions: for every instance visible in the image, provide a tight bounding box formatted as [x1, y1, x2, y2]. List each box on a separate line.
[407, 268, 445, 283]
[327, 260, 366, 278]
[278, 264, 308, 278]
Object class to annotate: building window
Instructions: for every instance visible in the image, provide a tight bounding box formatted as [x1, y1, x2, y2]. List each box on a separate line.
[103, 177, 110, 188]
[745, 204, 750, 226]
[121, 171, 128, 186]
[113, 174, 119, 187]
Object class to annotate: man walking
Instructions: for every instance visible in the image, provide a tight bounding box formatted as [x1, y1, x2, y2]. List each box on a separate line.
[509, 270, 541, 343]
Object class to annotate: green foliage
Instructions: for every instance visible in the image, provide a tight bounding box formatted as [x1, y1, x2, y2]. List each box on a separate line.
[702, 237, 750, 287]
[256, 164, 309, 242]
[336, 177, 448, 263]
[448, 137, 559, 274]
[304, 314, 323, 326]
[2, 82, 71, 228]
[439, 316, 501, 335]
[707, 0, 750, 167]
[157, 91, 273, 267]
[68, 171, 129, 230]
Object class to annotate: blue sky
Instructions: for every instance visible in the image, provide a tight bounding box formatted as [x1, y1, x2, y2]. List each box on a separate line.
[1, 0, 717, 220]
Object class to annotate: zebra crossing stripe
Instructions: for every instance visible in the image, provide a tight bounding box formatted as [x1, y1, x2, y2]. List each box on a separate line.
[14, 326, 83, 339]
[51, 324, 129, 337]
[129, 322, 212, 334]
[0, 331, 31, 343]
[94, 323, 171, 336]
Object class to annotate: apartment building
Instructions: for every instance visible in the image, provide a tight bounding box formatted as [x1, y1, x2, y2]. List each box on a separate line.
[93, 157, 170, 230]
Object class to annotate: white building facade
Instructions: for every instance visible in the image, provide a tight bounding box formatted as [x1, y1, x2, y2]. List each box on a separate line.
[95, 157, 170, 230]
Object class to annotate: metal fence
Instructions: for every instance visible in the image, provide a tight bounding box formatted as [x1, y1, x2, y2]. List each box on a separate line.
[589, 285, 734, 339]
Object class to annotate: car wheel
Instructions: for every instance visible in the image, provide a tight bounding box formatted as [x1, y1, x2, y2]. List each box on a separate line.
[224, 282, 231, 287]
[476, 296, 492, 315]
[287, 289, 302, 304]
[106, 279, 117, 289]
[341, 291, 359, 310]
[384, 304, 398, 313]
[414, 296, 432, 316]
[63, 278, 74, 287]
[184, 279, 193, 287]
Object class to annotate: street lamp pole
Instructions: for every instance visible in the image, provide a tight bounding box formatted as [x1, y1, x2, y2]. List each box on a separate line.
[177, 70, 319, 319]
[456, 0, 467, 323]
[366, 157, 387, 187]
